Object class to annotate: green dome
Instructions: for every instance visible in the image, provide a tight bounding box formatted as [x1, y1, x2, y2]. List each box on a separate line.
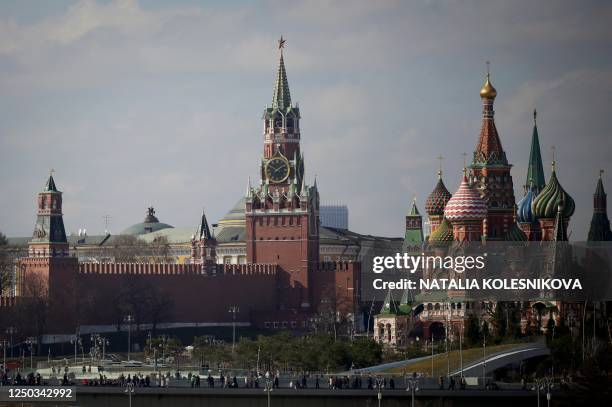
[121, 207, 173, 236]
[429, 218, 453, 244]
[504, 222, 527, 241]
[532, 168, 575, 219]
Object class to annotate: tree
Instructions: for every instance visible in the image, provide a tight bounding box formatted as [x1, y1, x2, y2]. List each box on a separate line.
[465, 314, 481, 346]
[148, 236, 172, 263]
[105, 235, 143, 262]
[492, 302, 508, 341]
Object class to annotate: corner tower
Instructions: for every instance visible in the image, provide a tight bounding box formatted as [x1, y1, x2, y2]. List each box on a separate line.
[29, 172, 68, 258]
[17, 172, 78, 305]
[246, 38, 319, 311]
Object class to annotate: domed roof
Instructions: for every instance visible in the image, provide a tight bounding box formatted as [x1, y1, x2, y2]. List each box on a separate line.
[218, 197, 246, 226]
[480, 74, 497, 99]
[532, 165, 575, 219]
[121, 207, 174, 236]
[517, 186, 537, 224]
[444, 174, 487, 222]
[429, 218, 454, 243]
[425, 177, 452, 216]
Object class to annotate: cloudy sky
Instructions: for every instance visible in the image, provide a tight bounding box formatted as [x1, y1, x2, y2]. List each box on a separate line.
[0, 0, 611, 240]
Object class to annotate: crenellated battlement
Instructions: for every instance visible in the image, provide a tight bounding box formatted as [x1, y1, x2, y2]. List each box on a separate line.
[315, 261, 358, 272]
[78, 262, 278, 276]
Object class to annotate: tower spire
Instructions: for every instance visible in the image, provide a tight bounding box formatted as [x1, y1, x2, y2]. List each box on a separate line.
[473, 62, 507, 166]
[588, 169, 612, 241]
[525, 108, 546, 193]
[272, 36, 291, 110]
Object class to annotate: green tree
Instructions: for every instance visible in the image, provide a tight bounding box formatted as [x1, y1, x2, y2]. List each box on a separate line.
[465, 314, 481, 346]
[492, 302, 507, 341]
[350, 338, 383, 369]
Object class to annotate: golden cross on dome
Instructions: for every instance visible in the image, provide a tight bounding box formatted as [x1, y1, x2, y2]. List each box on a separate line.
[278, 36, 286, 50]
[436, 155, 444, 178]
[533, 109, 537, 124]
[600, 169, 605, 178]
[49, 168, 55, 177]
[486, 60, 491, 77]
[551, 145, 556, 170]
[461, 152, 468, 177]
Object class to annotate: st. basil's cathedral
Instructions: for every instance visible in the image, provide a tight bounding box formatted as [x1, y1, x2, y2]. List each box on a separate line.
[373, 68, 611, 347]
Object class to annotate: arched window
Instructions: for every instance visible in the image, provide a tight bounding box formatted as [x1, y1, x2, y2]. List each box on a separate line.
[274, 115, 283, 129]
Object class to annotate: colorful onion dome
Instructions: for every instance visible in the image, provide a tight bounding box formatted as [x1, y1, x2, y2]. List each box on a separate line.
[517, 185, 537, 224]
[444, 174, 488, 222]
[532, 163, 575, 219]
[480, 73, 497, 99]
[504, 222, 527, 241]
[425, 177, 452, 216]
[429, 218, 454, 243]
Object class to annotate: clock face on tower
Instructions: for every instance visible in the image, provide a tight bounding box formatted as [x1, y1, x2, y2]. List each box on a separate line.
[265, 157, 290, 183]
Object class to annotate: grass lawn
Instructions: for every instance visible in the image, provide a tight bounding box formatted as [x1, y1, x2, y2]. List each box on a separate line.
[384, 343, 521, 376]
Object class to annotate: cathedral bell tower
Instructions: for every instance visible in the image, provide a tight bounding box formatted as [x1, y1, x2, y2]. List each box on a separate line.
[245, 38, 319, 311]
[469, 64, 516, 240]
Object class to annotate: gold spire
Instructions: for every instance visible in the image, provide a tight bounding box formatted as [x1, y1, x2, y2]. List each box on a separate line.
[480, 61, 497, 99]
[551, 145, 556, 172]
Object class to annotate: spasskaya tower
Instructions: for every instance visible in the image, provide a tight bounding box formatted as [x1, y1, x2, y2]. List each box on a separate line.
[245, 37, 320, 311]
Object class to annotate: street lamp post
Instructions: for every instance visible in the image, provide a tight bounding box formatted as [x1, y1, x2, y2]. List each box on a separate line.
[124, 382, 135, 407]
[25, 337, 36, 370]
[264, 371, 273, 407]
[228, 306, 239, 353]
[482, 321, 487, 389]
[374, 376, 385, 407]
[532, 377, 553, 407]
[5, 327, 15, 358]
[124, 315, 133, 362]
[459, 315, 464, 378]
[70, 335, 81, 364]
[405, 377, 419, 407]
[1, 340, 7, 373]
[430, 336, 434, 377]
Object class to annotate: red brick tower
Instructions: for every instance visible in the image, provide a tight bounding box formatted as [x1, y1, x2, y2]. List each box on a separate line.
[17, 173, 78, 305]
[469, 65, 516, 240]
[245, 38, 319, 311]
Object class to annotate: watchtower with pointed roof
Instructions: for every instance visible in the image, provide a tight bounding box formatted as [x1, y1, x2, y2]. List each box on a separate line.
[403, 198, 424, 252]
[246, 38, 319, 311]
[587, 171, 612, 241]
[17, 173, 78, 308]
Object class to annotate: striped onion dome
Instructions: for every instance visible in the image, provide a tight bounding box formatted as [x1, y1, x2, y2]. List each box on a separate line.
[444, 174, 487, 222]
[425, 178, 452, 216]
[532, 165, 575, 219]
[517, 186, 537, 224]
[429, 218, 454, 243]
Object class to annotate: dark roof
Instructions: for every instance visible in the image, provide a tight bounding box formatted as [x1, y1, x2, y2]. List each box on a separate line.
[44, 175, 59, 192]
